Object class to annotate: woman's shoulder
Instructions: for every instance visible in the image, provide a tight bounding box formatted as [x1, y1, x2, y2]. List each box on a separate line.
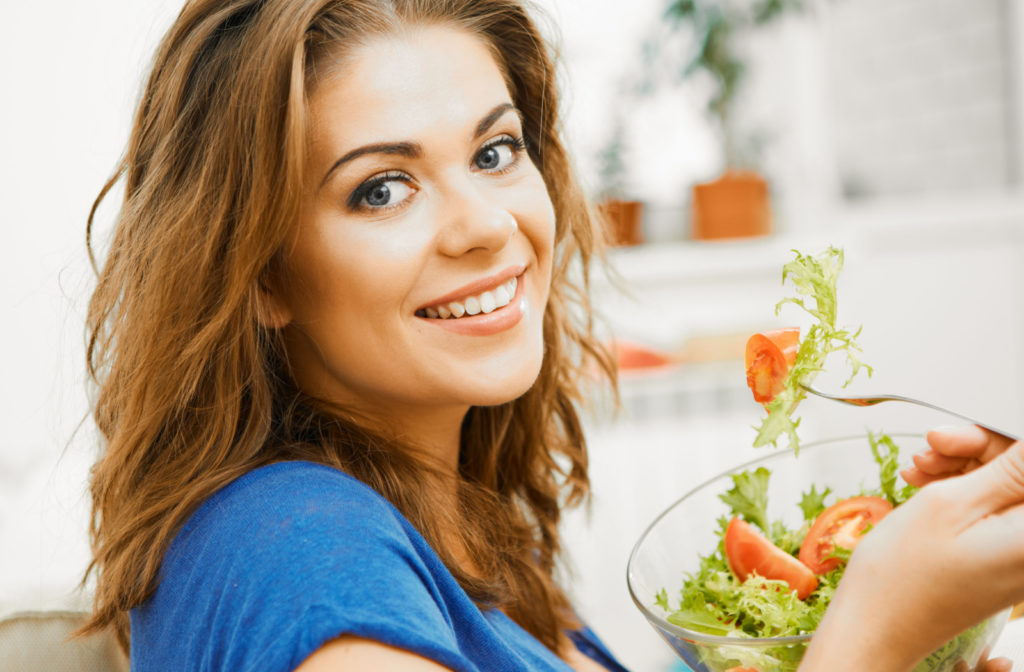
[206, 460, 391, 510]
[132, 462, 467, 670]
[160, 460, 432, 603]
[180, 460, 406, 546]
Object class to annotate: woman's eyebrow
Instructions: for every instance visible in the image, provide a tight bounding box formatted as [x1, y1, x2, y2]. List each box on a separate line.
[320, 141, 421, 189]
[473, 102, 520, 139]
[319, 102, 522, 190]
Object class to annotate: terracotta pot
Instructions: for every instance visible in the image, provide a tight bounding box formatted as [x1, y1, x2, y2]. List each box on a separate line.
[598, 199, 644, 247]
[691, 171, 772, 240]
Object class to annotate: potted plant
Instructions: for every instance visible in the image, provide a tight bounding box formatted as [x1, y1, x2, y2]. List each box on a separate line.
[656, 0, 809, 239]
[594, 114, 645, 247]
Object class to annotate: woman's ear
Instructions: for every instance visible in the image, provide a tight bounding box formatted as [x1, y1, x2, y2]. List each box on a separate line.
[254, 275, 293, 329]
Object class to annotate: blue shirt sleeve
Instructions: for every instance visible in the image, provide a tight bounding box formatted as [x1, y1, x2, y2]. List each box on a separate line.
[130, 462, 479, 672]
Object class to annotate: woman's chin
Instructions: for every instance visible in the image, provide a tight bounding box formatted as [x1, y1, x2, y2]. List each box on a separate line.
[463, 366, 543, 408]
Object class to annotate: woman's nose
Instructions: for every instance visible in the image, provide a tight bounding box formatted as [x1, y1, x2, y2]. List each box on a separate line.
[435, 180, 518, 257]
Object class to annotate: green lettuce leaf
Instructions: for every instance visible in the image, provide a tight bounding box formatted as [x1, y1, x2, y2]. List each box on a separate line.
[866, 430, 918, 506]
[769, 519, 806, 555]
[719, 467, 771, 534]
[798, 484, 832, 522]
[654, 588, 669, 611]
[666, 599, 741, 636]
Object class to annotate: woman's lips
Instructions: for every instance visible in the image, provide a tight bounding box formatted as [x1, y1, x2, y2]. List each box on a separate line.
[416, 264, 526, 313]
[417, 275, 518, 319]
[416, 271, 526, 336]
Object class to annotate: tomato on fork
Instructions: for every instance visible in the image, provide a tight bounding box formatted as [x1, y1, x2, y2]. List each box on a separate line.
[744, 328, 799, 404]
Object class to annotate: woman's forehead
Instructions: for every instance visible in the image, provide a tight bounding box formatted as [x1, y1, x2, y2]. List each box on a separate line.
[307, 25, 514, 148]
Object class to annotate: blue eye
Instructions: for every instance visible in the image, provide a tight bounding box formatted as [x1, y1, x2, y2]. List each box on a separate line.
[365, 182, 394, 207]
[474, 136, 526, 173]
[349, 172, 414, 211]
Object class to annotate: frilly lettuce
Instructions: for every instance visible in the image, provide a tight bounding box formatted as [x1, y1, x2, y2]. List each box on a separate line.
[754, 247, 873, 453]
[718, 467, 771, 534]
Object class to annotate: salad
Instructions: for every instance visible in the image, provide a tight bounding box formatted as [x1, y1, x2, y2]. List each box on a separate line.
[653, 432, 1003, 672]
[649, 248, 1005, 672]
[656, 433, 905, 668]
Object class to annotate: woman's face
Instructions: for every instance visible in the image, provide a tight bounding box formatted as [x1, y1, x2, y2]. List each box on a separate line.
[270, 25, 555, 438]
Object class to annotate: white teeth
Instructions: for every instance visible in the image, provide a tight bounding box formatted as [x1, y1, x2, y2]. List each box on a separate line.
[494, 285, 510, 305]
[421, 275, 521, 319]
[479, 291, 496, 314]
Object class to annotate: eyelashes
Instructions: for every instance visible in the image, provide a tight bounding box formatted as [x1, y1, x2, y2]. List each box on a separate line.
[346, 171, 411, 211]
[475, 135, 527, 173]
[346, 134, 529, 213]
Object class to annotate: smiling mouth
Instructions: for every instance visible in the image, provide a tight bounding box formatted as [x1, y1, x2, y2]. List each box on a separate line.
[415, 276, 519, 319]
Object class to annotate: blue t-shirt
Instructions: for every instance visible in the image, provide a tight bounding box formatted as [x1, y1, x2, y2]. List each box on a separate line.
[130, 461, 630, 672]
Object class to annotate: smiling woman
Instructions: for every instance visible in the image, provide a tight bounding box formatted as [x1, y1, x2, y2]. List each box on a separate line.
[74, 1, 1024, 671]
[79, 1, 618, 670]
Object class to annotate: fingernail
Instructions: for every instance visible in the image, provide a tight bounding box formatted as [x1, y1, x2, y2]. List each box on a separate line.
[929, 424, 987, 439]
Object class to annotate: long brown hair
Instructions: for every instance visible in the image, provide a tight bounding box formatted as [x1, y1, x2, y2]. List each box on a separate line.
[80, 0, 616, 656]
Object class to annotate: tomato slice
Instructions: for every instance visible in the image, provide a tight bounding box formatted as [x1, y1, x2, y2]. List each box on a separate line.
[744, 328, 800, 404]
[725, 668, 759, 672]
[724, 517, 818, 600]
[798, 496, 892, 574]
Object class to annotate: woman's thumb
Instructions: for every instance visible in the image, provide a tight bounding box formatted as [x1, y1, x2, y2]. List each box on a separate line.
[955, 439, 1024, 516]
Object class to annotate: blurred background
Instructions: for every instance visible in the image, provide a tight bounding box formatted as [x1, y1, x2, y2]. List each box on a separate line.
[2, 0, 1023, 669]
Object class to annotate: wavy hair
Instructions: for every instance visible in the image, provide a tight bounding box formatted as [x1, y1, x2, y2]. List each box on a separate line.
[79, 0, 616, 655]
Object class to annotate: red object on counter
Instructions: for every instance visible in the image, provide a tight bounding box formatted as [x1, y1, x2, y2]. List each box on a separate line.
[612, 340, 673, 370]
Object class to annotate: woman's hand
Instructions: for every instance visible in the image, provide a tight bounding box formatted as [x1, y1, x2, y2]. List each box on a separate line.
[902, 425, 1016, 487]
[966, 650, 1012, 672]
[906, 427, 1018, 672]
[800, 438, 1024, 672]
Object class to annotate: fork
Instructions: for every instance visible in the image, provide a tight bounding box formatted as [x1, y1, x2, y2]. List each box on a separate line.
[800, 383, 1019, 442]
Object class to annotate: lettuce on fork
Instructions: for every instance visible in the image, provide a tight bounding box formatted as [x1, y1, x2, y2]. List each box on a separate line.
[753, 247, 872, 452]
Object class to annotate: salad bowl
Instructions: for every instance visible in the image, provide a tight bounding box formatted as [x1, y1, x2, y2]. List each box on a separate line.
[626, 434, 1011, 672]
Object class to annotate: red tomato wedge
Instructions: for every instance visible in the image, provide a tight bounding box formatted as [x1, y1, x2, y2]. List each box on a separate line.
[725, 668, 759, 672]
[744, 328, 800, 404]
[798, 496, 892, 574]
[724, 517, 818, 600]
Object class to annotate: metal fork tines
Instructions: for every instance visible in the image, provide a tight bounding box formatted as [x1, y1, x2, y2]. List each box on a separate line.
[799, 383, 1019, 442]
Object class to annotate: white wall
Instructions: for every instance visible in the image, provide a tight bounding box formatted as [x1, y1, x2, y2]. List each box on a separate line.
[533, 0, 721, 208]
[1, 0, 183, 612]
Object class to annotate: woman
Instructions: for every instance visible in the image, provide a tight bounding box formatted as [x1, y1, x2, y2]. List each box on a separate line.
[78, 0, 1024, 670]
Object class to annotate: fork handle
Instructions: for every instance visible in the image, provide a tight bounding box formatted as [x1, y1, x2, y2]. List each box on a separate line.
[881, 396, 1020, 442]
[801, 385, 1020, 442]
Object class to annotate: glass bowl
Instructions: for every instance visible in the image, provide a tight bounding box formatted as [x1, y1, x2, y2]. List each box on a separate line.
[626, 434, 1011, 672]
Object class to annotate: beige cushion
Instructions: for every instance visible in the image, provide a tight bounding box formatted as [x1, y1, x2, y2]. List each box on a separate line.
[0, 611, 127, 672]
